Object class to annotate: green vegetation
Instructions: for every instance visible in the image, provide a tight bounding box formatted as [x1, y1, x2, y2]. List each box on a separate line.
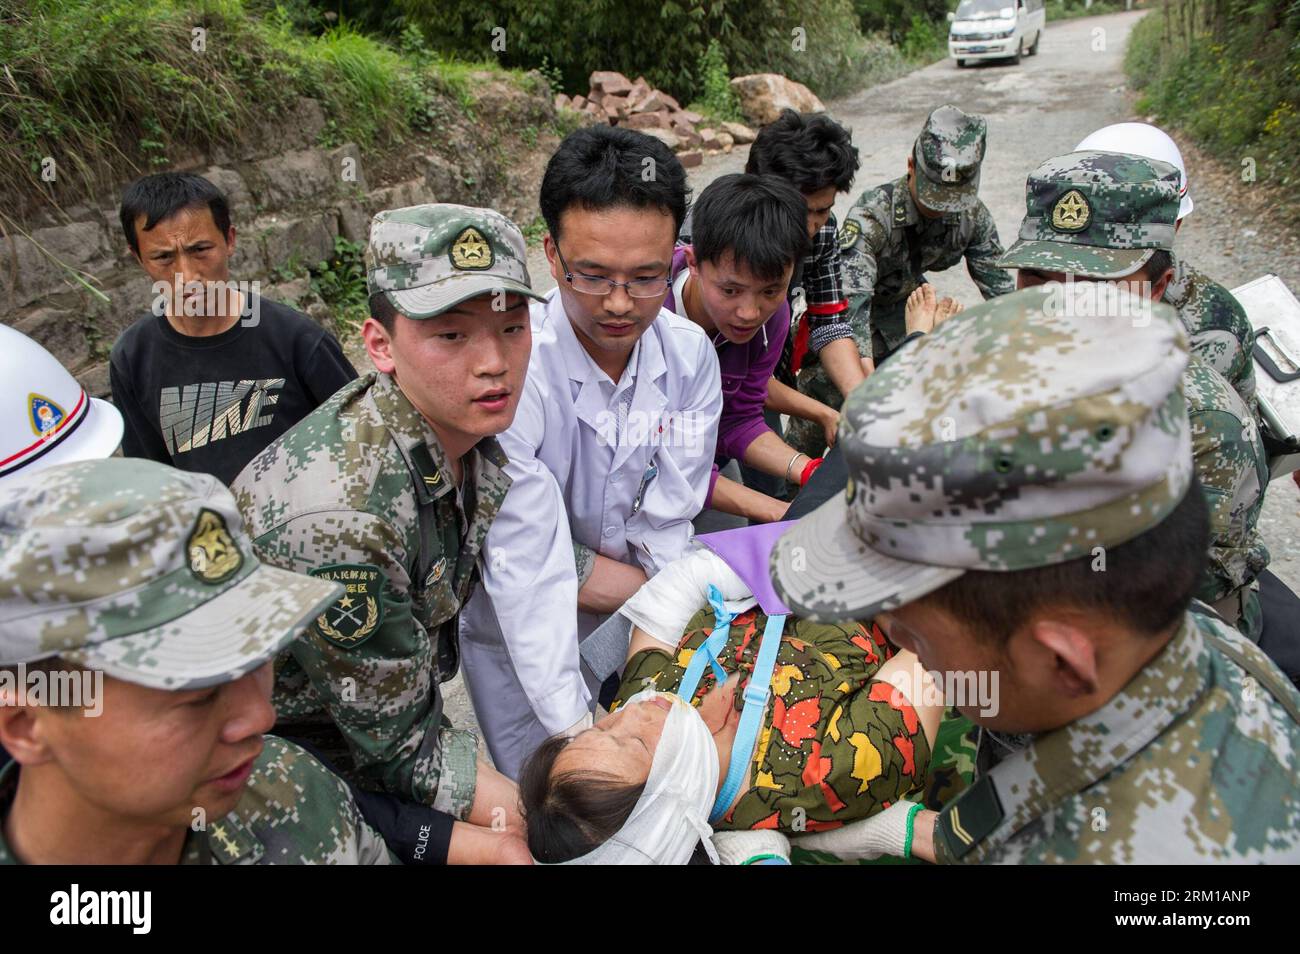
[398, 0, 947, 105]
[1125, 2, 1300, 200]
[0, 0, 533, 215]
[899, 13, 949, 62]
[688, 40, 746, 126]
[308, 236, 369, 335]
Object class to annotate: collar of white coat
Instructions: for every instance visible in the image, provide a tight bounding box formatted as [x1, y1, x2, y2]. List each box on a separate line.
[537, 288, 671, 434]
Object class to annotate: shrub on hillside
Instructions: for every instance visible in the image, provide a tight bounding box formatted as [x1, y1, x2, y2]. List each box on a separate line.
[1125, 1, 1300, 193]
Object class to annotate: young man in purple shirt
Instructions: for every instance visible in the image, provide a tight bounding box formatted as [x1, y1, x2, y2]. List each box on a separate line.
[664, 174, 838, 523]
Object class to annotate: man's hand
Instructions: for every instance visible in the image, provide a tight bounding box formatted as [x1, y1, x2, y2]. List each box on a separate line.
[713, 830, 791, 865]
[820, 408, 840, 448]
[449, 823, 534, 864]
[795, 800, 928, 861]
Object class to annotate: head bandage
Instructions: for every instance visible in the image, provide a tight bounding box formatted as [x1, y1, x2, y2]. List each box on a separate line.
[556, 689, 720, 865]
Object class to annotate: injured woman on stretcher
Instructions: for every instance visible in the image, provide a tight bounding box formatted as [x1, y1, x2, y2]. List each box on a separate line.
[519, 524, 945, 864]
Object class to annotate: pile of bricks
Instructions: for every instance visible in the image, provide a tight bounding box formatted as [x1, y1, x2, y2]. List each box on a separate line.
[555, 71, 757, 169]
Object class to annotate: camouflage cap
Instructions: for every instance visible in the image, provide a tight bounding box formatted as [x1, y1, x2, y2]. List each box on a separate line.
[912, 105, 988, 214]
[365, 203, 546, 320]
[0, 458, 341, 690]
[998, 151, 1180, 280]
[771, 284, 1193, 623]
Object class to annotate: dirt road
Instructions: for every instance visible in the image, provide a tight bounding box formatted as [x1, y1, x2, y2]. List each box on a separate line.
[472, 9, 1300, 739]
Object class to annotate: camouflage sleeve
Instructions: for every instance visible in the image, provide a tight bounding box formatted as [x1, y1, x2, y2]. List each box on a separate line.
[839, 212, 888, 355]
[234, 737, 400, 864]
[1190, 407, 1270, 603]
[574, 541, 597, 588]
[251, 510, 478, 817]
[964, 203, 1016, 300]
[1188, 285, 1258, 411]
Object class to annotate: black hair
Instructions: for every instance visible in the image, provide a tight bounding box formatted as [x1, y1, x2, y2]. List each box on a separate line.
[691, 174, 810, 283]
[368, 290, 400, 333]
[539, 125, 689, 242]
[119, 172, 232, 257]
[1144, 249, 1174, 282]
[519, 733, 646, 863]
[744, 109, 860, 195]
[919, 474, 1210, 644]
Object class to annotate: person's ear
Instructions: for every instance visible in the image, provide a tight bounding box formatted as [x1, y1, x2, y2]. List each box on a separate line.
[361, 316, 397, 374]
[1149, 266, 1175, 300]
[1028, 619, 1100, 697]
[684, 245, 698, 276]
[0, 694, 55, 767]
[907, 153, 915, 177]
[225, 225, 237, 256]
[543, 234, 561, 283]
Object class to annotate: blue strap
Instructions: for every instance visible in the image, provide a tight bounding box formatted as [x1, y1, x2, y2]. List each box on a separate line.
[709, 611, 786, 824]
[675, 585, 732, 702]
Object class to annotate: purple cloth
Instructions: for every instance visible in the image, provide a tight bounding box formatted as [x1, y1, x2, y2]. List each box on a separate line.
[696, 521, 796, 616]
[665, 246, 791, 506]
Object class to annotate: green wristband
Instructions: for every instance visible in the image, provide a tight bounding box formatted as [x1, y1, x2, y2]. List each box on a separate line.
[902, 803, 924, 859]
[742, 853, 786, 865]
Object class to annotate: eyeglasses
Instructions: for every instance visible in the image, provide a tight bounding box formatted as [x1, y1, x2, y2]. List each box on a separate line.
[554, 245, 670, 299]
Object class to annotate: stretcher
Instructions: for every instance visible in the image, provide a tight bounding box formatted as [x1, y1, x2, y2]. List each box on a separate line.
[1232, 274, 1300, 478]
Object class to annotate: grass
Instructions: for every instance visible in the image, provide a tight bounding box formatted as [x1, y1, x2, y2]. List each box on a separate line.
[1125, 3, 1300, 202]
[0, 0, 530, 217]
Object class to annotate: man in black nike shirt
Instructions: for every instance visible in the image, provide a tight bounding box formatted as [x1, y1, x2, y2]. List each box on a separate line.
[110, 173, 356, 485]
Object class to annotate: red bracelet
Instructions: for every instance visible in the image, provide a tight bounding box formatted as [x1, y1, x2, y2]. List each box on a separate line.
[799, 457, 824, 486]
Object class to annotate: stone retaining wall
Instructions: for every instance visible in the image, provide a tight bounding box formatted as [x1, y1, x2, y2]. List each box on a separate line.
[1, 77, 563, 397]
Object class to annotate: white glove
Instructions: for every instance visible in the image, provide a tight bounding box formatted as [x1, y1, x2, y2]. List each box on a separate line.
[794, 800, 919, 860]
[618, 546, 757, 649]
[712, 830, 791, 865]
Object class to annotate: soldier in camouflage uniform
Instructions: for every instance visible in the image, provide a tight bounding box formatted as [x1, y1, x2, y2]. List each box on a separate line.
[233, 204, 543, 864]
[0, 457, 394, 864]
[1076, 123, 1258, 412]
[998, 151, 1271, 642]
[787, 106, 1014, 461]
[764, 284, 1300, 864]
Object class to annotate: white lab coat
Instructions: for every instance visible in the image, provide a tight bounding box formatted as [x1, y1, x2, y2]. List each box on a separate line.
[459, 288, 722, 777]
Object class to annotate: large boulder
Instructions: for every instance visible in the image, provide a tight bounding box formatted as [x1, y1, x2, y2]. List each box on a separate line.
[719, 120, 757, 144]
[589, 71, 633, 97]
[251, 148, 338, 209]
[637, 128, 681, 151]
[728, 74, 825, 127]
[6, 220, 117, 310]
[625, 110, 671, 131]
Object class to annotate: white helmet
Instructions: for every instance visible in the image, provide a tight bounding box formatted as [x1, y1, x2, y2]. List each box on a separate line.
[1075, 123, 1193, 220]
[0, 323, 123, 482]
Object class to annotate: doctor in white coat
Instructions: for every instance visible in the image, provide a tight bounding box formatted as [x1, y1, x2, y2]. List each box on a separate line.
[459, 126, 722, 779]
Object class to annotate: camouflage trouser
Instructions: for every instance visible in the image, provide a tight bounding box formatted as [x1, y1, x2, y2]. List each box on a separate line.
[784, 296, 911, 460]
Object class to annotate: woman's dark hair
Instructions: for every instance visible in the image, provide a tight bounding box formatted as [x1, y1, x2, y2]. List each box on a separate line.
[692, 174, 811, 284]
[519, 733, 646, 863]
[920, 474, 1211, 645]
[744, 109, 860, 195]
[119, 172, 232, 257]
[539, 125, 689, 242]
